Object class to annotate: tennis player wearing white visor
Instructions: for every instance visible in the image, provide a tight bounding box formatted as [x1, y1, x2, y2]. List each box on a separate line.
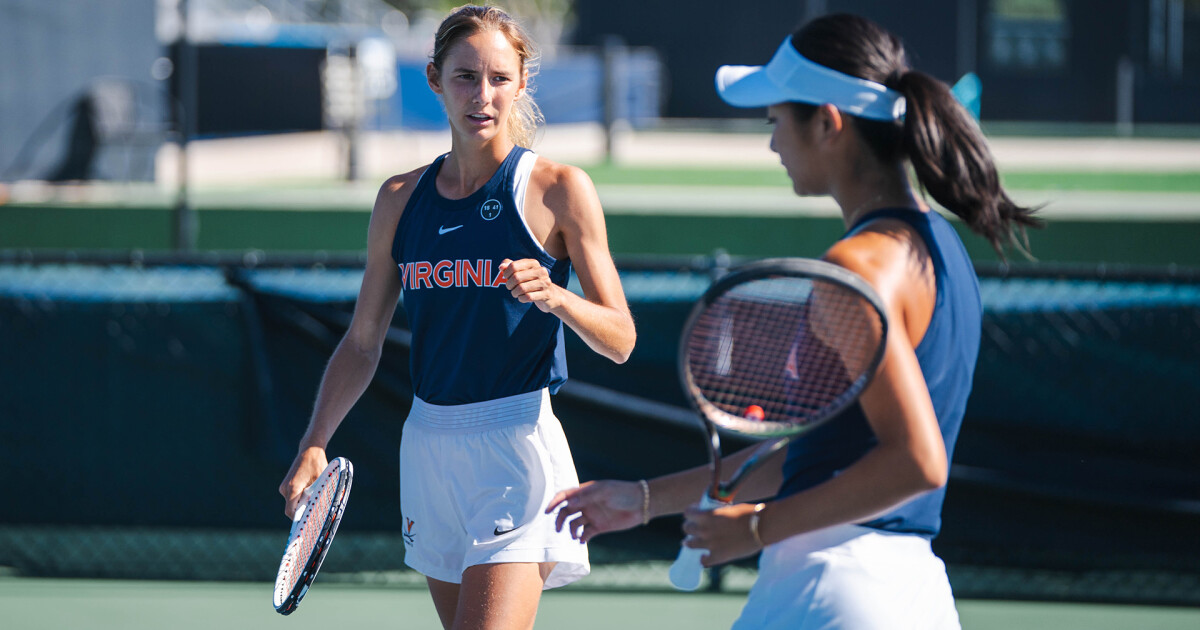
[548, 13, 1040, 630]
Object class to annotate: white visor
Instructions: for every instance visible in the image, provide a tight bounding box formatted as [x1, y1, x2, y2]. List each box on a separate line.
[715, 35, 906, 121]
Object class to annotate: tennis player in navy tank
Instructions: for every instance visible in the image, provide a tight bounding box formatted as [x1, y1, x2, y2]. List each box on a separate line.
[393, 146, 571, 404]
[774, 207, 981, 540]
[548, 14, 1040, 630]
[279, 6, 635, 629]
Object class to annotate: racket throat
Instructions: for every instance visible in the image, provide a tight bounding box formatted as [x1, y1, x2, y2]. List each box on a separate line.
[710, 488, 737, 504]
[710, 471, 738, 504]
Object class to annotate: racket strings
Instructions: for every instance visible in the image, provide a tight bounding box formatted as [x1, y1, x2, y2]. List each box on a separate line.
[274, 457, 354, 614]
[281, 469, 341, 592]
[687, 277, 883, 428]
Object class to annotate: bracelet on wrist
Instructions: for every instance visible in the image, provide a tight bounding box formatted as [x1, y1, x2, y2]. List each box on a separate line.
[748, 502, 767, 547]
[638, 479, 651, 525]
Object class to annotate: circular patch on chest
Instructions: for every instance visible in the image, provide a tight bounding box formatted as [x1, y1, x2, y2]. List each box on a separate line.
[480, 199, 503, 220]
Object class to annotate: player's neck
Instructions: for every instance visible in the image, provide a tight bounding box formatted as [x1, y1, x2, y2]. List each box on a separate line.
[834, 163, 924, 228]
[440, 138, 515, 198]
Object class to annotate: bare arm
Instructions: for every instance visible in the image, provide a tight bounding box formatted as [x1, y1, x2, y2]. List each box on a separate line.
[682, 229, 948, 565]
[504, 164, 635, 363]
[547, 442, 786, 543]
[546, 224, 943, 550]
[277, 175, 410, 517]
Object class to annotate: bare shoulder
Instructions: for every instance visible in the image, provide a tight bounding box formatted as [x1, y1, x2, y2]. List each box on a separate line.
[530, 156, 592, 187]
[827, 218, 928, 274]
[528, 157, 598, 212]
[367, 164, 430, 248]
[825, 216, 935, 318]
[375, 164, 431, 218]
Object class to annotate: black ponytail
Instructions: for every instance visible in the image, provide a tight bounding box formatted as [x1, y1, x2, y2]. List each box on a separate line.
[793, 14, 1042, 258]
[894, 70, 1042, 257]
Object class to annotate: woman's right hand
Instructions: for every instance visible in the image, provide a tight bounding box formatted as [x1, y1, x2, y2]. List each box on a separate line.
[546, 480, 647, 543]
[278, 446, 328, 519]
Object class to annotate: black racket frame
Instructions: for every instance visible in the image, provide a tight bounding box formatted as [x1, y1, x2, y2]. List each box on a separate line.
[677, 258, 889, 503]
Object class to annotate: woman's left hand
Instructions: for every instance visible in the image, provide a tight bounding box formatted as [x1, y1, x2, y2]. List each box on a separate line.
[682, 501, 765, 567]
[501, 258, 563, 313]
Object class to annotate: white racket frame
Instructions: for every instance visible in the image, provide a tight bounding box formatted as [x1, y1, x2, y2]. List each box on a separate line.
[272, 456, 353, 614]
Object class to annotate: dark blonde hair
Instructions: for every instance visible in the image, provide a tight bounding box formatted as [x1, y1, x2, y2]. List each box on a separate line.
[790, 14, 1042, 258]
[430, 4, 545, 147]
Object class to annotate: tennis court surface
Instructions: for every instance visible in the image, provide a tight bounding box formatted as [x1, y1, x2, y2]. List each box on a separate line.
[6, 576, 1200, 630]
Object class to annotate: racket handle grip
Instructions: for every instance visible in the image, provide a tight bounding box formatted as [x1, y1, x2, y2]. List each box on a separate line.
[669, 546, 707, 591]
[668, 494, 723, 591]
[289, 485, 314, 536]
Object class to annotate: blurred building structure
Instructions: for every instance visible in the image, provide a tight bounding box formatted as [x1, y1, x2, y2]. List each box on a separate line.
[571, 0, 1200, 125]
[0, 0, 163, 183]
[2, 0, 1199, 184]
[0, 0, 662, 183]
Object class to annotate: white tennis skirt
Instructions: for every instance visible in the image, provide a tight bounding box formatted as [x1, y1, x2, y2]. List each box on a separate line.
[732, 523, 960, 630]
[399, 388, 589, 589]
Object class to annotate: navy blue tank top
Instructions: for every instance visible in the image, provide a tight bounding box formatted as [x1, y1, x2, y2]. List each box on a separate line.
[775, 208, 981, 538]
[390, 146, 570, 405]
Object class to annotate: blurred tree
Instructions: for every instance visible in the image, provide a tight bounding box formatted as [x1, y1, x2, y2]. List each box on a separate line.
[380, 0, 570, 18]
[378, 0, 573, 45]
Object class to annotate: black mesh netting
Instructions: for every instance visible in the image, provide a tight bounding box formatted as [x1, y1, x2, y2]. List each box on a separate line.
[2, 259, 1198, 603]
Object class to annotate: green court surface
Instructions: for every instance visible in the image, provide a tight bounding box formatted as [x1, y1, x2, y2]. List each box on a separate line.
[4, 577, 1200, 630]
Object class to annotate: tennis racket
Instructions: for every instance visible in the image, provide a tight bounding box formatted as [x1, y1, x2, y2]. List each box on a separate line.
[273, 456, 354, 615]
[668, 258, 888, 591]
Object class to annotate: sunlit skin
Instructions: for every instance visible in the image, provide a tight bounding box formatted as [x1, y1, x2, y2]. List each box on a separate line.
[279, 21, 634, 630]
[547, 102, 948, 570]
[767, 103, 828, 197]
[427, 30, 526, 174]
